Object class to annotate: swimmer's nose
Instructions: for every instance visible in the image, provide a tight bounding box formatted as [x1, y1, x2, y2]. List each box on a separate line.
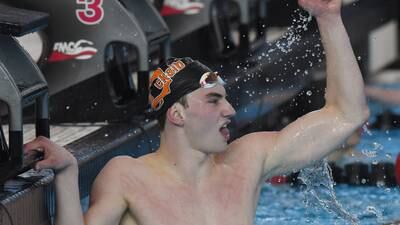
[222, 100, 236, 118]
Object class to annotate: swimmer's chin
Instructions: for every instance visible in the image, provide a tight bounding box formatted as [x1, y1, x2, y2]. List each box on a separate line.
[215, 142, 230, 153]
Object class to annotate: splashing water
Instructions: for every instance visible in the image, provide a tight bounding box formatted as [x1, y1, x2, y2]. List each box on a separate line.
[298, 159, 360, 225]
[275, 10, 313, 53]
[274, 12, 368, 224]
[357, 205, 384, 224]
[359, 124, 386, 159]
[365, 205, 383, 219]
[362, 124, 372, 136]
[361, 141, 384, 158]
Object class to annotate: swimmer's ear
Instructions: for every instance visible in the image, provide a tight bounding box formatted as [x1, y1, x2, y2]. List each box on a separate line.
[166, 103, 185, 127]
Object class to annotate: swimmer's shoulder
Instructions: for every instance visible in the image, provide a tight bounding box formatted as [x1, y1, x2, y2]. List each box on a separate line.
[106, 155, 138, 167]
[229, 131, 278, 151]
[93, 156, 154, 194]
[98, 155, 147, 178]
[103, 153, 161, 175]
[220, 131, 278, 163]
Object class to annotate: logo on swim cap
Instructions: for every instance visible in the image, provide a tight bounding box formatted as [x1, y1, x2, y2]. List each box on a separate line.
[149, 59, 186, 110]
[149, 57, 225, 117]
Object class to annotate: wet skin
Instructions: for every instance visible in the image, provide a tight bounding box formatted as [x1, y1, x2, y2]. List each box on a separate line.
[23, 0, 369, 225]
[112, 85, 262, 225]
[114, 155, 262, 225]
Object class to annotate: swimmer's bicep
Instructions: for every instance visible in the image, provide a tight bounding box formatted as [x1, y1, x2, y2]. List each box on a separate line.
[85, 200, 128, 225]
[265, 107, 357, 175]
[85, 158, 130, 225]
[84, 192, 127, 225]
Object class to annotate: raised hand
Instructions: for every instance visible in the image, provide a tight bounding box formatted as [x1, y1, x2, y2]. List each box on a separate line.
[298, 0, 341, 18]
[24, 136, 77, 173]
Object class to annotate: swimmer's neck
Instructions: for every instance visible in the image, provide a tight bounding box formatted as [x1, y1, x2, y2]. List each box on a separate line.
[154, 131, 216, 184]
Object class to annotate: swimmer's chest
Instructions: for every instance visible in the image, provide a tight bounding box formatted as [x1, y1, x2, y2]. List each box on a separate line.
[125, 169, 258, 225]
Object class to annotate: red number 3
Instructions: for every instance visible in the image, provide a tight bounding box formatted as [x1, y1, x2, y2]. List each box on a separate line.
[76, 0, 104, 25]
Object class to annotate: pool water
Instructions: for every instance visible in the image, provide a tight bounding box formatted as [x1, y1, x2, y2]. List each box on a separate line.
[255, 183, 400, 225]
[255, 102, 400, 225]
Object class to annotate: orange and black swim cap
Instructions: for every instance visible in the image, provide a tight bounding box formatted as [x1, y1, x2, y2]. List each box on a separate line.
[149, 57, 225, 117]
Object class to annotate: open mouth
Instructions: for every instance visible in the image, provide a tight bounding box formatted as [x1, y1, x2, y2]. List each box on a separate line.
[219, 122, 231, 142]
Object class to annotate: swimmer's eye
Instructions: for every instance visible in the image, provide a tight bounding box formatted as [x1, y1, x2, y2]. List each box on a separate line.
[205, 93, 224, 105]
[208, 98, 219, 104]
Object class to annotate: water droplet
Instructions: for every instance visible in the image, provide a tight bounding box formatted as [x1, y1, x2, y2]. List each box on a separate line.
[362, 124, 372, 136]
[366, 206, 376, 213]
[361, 149, 377, 158]
[306, 90, 312, 96]
[372, 142, 384, 151]
[376, 181, 385, 187]
[361, 178, 367, 184]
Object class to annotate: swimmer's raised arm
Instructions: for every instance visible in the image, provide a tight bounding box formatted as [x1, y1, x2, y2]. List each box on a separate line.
[227, 0, 369, 180]
[263, 0, 369, 176]
[24, 137, 129, 225]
